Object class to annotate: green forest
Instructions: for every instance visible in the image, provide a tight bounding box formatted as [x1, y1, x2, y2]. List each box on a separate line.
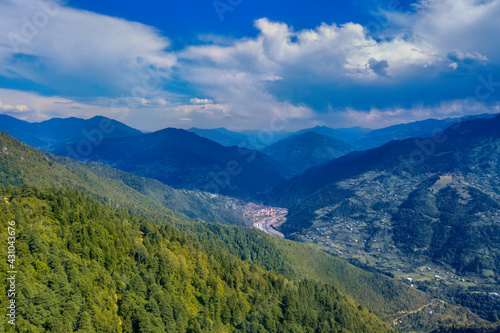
[0, 132, 496, 332]
[0, 186, 393, 332]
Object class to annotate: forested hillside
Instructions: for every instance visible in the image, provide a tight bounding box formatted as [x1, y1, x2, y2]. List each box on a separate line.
[0, 131, 489, 332]
[264, 116, 500, 326]
[0, 186, 393, 332]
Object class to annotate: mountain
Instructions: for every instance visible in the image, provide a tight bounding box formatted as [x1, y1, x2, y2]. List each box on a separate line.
[267, 115, 500, 322]
[53, 128, 288, 200]
[0, 114, 142, 150]
[353, 113, 498, 151]
[52, 157, 255, 226]
[188, 127, 298, 150]
[1, 186, 397, 332]
[293, 126, 372, 144]
[261, 131, 354, 175]
[1, 131, 486, 331]
[188, 127, 256, 149]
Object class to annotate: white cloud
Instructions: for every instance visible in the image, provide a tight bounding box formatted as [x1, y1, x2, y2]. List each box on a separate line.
[387, 0, 500, 63]
[0, 0, 176, 97]
[190, 98, 214, 104]
[0, 0, 499, 131]
[174, 17, 440, 129]
[0, 100, 29, 113]
[324, 100, 500, 129]
[448, 49, 488, 63]
[173, 1, 500, 128]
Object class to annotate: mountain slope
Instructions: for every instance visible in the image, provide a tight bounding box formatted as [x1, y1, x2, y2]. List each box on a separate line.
[269, 115, 500, 209]
[353, 113, 498, 151]
[0, 131, 488, 331]
[53, 156, 253, 226]
[0, 186, 394, 332]
[0, 114, 142, 150]
[262, 131, 353, 175]
[188, 127, 256, 149]
[54, 128, 287, 200]
[293, 126, 372, 144]
[267, 115, 500, 322]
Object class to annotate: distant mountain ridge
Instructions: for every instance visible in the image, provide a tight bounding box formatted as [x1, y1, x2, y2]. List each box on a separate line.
[262, 131, 354, 175]
[54, 127, 288, 200]
[269, 114, 500, 208]
[0, 114, 142, 149]
[188, 127, 257, 149]
[293, 126, 372, 144]
[189, 125, 370, 149]
[266, 115, 500, 322]
[352, 113, 499, 151]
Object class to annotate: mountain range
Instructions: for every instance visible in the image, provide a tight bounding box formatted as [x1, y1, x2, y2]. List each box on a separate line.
[54, 127, 288, 200]
[352, 113, 499, 151]
[189, 125, 370, 148]
[267, 115, 500, 323]
[2, 130, 477, 332]
[0, 114, 141, 150]
[262, 131, 354, 175]
[1, 112, 500, 331]
[188, 127, 258, 149]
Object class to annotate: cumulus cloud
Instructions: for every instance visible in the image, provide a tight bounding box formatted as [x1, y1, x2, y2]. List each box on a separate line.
[190, 98, 214, 104]
[175, 0, 499, 125]
[447, 50, 488, 63]
[0, 101, 29, 113]
[387, 0, 500, 62]
[0, 0, 176, 97]
[447, 49, 489, 69]
[174, 17, 439, 128]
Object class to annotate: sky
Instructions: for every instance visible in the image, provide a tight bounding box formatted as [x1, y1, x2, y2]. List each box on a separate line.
[0, 0, 499, 132]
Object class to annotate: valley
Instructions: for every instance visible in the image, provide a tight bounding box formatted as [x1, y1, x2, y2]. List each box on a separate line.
[249, 205, 287, 238]
[1, 114, 500, 332]
[2, 0, 500, 330]
[294, 170, 500, 281]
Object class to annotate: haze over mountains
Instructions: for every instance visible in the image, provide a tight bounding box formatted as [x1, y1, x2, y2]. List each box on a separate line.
[262, 131, 354, 175]
[55, 127, 288, 200]
[0, 114, 141, 150]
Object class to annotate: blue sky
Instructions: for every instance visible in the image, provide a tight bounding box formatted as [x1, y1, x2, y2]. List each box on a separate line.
[68, 0, 395, 45]
[0, 0, 499, 131]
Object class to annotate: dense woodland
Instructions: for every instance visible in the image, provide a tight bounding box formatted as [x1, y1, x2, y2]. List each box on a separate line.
[0, 186, 393, 332]
[393, 185, 500, 276]
[1, 130, 497, 332]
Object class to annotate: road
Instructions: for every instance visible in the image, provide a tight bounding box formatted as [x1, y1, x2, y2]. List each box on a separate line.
[254, 215, 285, 238]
